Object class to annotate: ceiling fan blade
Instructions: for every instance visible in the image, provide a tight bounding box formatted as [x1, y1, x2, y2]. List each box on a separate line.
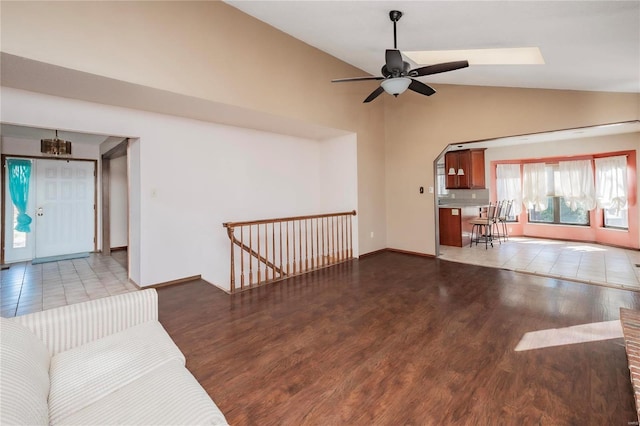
[363, 86, 385, 103]
[332, 76, 385, 83]
[385, 49, 404, 73]
[408, 79, 436, 96]
[410, 60, 469, 77]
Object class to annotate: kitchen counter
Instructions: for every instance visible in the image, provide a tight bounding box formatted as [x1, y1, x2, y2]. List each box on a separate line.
[438, 202, 488, 208]
[438, 206, 481, 247]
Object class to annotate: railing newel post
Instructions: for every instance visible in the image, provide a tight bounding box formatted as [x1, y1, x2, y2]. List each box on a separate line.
[226, 225, 236, 293]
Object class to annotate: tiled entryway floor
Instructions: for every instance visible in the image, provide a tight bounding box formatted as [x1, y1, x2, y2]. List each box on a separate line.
[440, 237, 640, 291]
[1, 251, 136, 318]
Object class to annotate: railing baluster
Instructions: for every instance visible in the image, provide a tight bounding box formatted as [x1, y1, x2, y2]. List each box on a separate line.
[331, 216, 336, 265]
[335, 217, 339, 262]
[279, 222, 283, 280]
[240, 226, 245, 290]
[257, 224, 261, 285]
[340, 216, 344, 261]
[304, 219, 309, 272]
[298, 220, 303, 273]
[264, 223, 268, 281]
[321, 217, 325, 267]
[316, 218, 320, 268]
[249, 225, 253, 286]
[292, 221, 297, 275]
[272, 222, 276, 279]
[310, 219, 315, 270]
[286, 221, 290, 275]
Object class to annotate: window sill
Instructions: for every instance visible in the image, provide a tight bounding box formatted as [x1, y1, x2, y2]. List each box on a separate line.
[528, 222, 590, 227]
[599, 226, 629, 232]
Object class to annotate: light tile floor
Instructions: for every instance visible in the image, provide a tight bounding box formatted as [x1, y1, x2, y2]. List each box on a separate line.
[440, 237, 640, 291]
[1, 251, 135, 318]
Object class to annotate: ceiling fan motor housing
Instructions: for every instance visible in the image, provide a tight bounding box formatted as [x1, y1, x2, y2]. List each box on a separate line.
[382, 61, 411, 78]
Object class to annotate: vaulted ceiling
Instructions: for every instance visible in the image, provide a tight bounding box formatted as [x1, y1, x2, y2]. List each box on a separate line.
[226, 1, 640, 94]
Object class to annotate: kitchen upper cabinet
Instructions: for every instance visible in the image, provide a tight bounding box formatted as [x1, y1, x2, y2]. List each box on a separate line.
[444, 149, 486, 189]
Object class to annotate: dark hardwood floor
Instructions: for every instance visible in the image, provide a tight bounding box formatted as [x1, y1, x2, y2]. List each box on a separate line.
[157, 252, 640, 425]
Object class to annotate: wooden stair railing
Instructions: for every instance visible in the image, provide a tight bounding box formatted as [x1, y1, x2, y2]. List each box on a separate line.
[223, 210, 356, 292]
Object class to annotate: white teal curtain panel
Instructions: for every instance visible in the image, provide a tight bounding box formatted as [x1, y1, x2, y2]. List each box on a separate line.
[496, 164, 523, 215]
[522, 163, 548, 211]
[557, 159, 596, 211]
[7, 158, 33, 232]
[595, 155, 628, 214]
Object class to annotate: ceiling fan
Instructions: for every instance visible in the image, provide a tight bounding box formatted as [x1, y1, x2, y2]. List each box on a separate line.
[332, 10, 469, 103]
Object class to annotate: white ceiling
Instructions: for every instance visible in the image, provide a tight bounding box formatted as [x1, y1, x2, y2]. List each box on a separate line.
[1, 2, 638, 149]
[449, 120, 640, 151]
[226, 0, 640, 93]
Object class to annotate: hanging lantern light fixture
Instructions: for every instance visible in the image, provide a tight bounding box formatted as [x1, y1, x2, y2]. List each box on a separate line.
[41, 130, 72, 156]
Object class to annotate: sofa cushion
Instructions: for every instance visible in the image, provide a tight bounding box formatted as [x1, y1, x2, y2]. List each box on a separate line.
[0, 317, 51, 425]
[49, 320, 185, 424]
[54, 360, 228, 425]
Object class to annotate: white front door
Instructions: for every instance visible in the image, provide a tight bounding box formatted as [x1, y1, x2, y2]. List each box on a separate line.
[34, 159, 95, 258]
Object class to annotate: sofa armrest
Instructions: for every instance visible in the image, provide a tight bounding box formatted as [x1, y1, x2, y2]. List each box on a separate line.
[11, 289, 158, 355]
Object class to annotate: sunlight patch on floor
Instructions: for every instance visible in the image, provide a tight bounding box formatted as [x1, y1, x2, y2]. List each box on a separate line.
[566, 245, 607, 252]
[514, 320, 622, 351]
[519, 238, 564, 245]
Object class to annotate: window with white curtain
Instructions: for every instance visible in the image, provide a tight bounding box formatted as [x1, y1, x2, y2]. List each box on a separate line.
[496, 163, 522, 217]
[557, 159, 596, 212]
[595, 155, 628, 229]
[525, 163, 590, 226]
[522, 163, 548, 211]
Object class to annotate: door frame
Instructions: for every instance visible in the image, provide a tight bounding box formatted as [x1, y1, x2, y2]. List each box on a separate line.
[100, 139, 128, 256]
[1, 154, 98, 265]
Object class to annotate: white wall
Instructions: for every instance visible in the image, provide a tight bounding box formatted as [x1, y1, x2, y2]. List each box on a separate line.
[319, 134, 359, 256]
[109, 155, 128, 248]
[1, 87, 358, 290]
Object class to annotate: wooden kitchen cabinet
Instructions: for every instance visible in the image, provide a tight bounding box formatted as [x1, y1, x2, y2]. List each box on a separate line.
[439, 207, 462, 246]
[444, 149, 486, 189]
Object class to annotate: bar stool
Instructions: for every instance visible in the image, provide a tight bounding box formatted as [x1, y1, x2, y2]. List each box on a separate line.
[497, 200, 513, 242]
[469, 202, 498, 249]
[491, 200, 505, 242]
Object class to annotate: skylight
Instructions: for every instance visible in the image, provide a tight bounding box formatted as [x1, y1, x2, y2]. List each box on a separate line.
[405, 47, 545, 65]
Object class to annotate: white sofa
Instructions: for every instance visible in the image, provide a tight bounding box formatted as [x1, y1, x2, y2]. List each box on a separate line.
[0, 289, 228, 425]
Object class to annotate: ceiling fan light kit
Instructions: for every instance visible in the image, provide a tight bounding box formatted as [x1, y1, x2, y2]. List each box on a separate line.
[381, 77, 411, 96]
[331, 10, 469, 103]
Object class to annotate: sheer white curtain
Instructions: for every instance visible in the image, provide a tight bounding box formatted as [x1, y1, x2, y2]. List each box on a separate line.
[522, 163, 548, 211]
[595, 155, 628, 213]
[496, 164, 522, 215]
[557, 159, 596, 211]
